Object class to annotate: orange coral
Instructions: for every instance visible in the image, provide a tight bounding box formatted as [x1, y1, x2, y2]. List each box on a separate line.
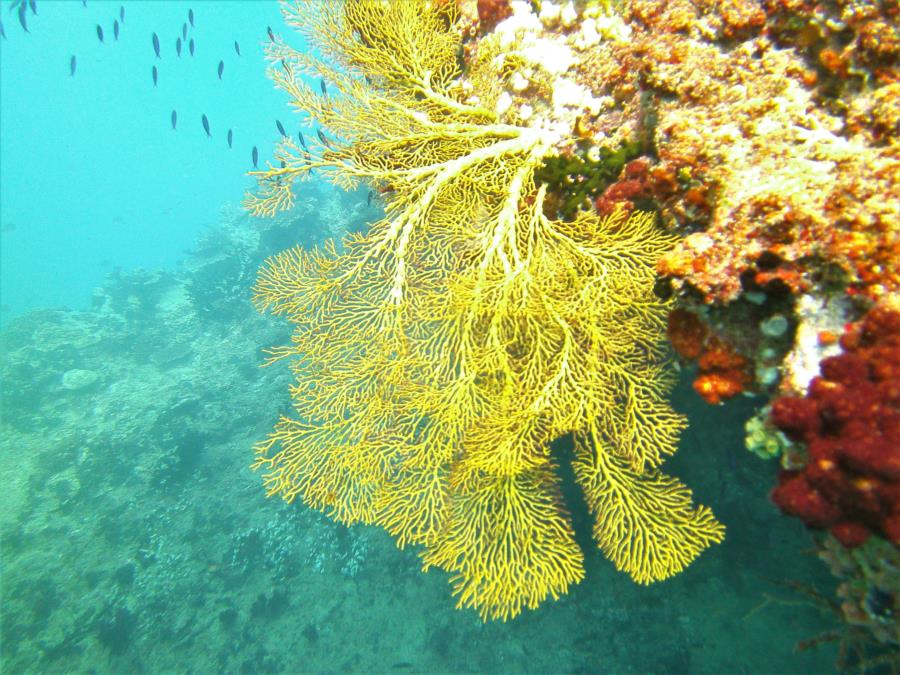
[624, 0, 899, 304]
[667, 310, 752, 404]
[667, 308, 708, 360]
[694, 337, 753, 405]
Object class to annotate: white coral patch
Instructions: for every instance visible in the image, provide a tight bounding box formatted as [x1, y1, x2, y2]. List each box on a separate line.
[496, 91, 513, 116]
[510, 71, 530, 92]
[560, 1, 577, 27]
[538, 1, 561, 26]
[521, 38, 574, 75]
[552, 77, 592, 114]
[593, 13, 632, 42]
[782, 294, 850, 394]
[575, 18, 602, 50]
[496, 1, 543, 47]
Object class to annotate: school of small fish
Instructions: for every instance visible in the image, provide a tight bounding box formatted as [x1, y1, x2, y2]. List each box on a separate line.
[2, 1, 368, 201]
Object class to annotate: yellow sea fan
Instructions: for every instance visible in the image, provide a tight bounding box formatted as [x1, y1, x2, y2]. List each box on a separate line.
[247, 0, 724, 620]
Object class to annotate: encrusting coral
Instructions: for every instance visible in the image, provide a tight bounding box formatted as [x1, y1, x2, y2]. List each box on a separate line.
[246, 0, 723, 621]
[770, 297, 900, 548]
[666, 308, 754, 404]
[635, 0, 900, 304]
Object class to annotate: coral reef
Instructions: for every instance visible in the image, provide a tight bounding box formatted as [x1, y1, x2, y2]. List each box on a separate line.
[238, 0, 894, 643]
[744, 409, 793, 461]
[764, 0, 899, 91]
[626, 1, 899, 304]
[769, 298, 900, 547]
[780, 292, 854, 394]
[667, 308, 753, 404]
[0, 205, 335, 672]
[247, 0, 724, 620]
[469, 0, 514, 34]
[818, 535, 900, 653]
[1, 200, 844, 672]
[456, 0, 897, 308]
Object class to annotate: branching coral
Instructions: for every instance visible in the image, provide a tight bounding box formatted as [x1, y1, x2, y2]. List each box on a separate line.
[247, 0, 723, 620]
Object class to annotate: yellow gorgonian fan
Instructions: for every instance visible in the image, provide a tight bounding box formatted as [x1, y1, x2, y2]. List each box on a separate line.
[247, 0, 723, 621]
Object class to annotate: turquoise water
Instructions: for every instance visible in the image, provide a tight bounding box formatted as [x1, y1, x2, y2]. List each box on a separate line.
[1, 2, 844, 673]
[1, 0, 291, 322]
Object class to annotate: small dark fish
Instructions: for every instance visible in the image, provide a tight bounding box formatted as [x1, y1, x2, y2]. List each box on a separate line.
[280, 58, 289, 75]
[217, 59, 223, 80]
[233, 40, 240, 56]
[298, 131, 307, 151]
[280, 160, 286, 168]
[367, 190, 374, 206]
[95, 24, 103, 43]
[227, 129, 233, 148]
[188, 8, 194, 27]
[316, 128, 333, 148]
[320, 78, 327, 97]
[276, 120, 286, 137]
[152, 65, 158, 87]
[27, 0, 34, 15]
[266, 25, 274, 42]
[181, 22, 187, 40]
[1, 19, 6, 40]
[113, 19, 118, 41]
[201, 113, 210, 137]
[188, 37, 194, 57]
[251, 146, 258, 168]
[81, 0, 86, 6]
[69, 54, 76, 76]
[17, 2, 26, 32]
[176, 37, 181, 57]
[171, 109, 177, 130]
[152, 32, 160, 58]
[119, 5, 124, 22]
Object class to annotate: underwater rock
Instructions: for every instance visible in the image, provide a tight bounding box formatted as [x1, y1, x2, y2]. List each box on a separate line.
[60, 368, 99, 391]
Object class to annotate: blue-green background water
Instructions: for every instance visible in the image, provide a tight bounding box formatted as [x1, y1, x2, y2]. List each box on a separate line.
[1, 0, 295, 322]
[1, 2, 844, 673]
